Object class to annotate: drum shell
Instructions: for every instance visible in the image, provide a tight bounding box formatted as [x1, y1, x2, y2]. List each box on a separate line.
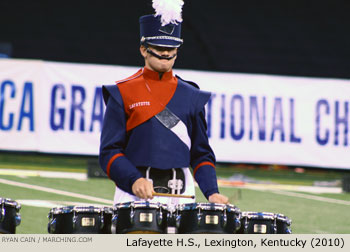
[48, 207, 112, 234]
[237, 212, 292, 234]
[177, 203, 241, 234]
[237, 217, 276, 234]
[276, 214, 292, 234]
[0, 198, 21, 234]
[113, 206, 169, 234]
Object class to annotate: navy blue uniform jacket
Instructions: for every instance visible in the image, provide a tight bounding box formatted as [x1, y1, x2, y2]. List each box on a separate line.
[99, 68, 219, 199]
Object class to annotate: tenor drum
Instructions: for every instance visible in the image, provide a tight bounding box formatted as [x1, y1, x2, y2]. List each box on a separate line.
[0, 198, 21, 234]
[275, 213, 292, 234]
[237, 212, 292, 234]
[112, 201, 170, 234]
[176, 203, 241, 234]
[47, 206, 113, 234]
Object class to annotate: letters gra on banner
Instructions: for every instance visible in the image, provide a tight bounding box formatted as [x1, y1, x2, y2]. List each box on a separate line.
[49, 84, 104, 132]
[0, 81, 104, 133]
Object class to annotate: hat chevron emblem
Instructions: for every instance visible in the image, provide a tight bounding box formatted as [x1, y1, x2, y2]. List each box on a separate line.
[159, 24, 175, 35]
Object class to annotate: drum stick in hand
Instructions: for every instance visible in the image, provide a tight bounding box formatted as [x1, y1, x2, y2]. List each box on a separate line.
[152, 192, 195, 199]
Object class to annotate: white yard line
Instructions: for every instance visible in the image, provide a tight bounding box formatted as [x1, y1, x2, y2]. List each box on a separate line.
[218, 181, 350, 206]
[0, 178, 113, 205]
[0, 168, 87, 180]
[243, 183, 343, 194]
[218, 180, 342, 194]
[231, 185, 350, 206]
[269, 190, 350, 206]
[16, 199, 111, 209]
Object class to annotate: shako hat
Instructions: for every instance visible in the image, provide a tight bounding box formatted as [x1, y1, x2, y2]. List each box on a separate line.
[140, 0, 184, 48]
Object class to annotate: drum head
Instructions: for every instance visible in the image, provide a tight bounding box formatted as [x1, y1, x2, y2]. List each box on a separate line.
[116, 201, 165, 210]
[177, 202, 226, 211]
[49, 206, 74, 215]
[1, 198, 21, 210]
[243, 212, 275, 220]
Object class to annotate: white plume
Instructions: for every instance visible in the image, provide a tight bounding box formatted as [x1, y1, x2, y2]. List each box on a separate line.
[152, 0, 184, 26]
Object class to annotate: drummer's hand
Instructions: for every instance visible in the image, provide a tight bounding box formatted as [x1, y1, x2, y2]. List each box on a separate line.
[132, 178, 155, 199]
[208, 193, 229, 204]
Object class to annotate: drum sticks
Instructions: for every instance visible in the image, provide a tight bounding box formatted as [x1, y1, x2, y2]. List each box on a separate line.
[152, 192, 195, 199]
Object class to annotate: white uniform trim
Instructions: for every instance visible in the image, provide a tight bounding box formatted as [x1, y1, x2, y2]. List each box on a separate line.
[154, 107, 192, 150]
[171, 120, 191, 150]
[113, 167, 195, 207]
[115, 69, 143, 85]
[141, 36, 183, 43]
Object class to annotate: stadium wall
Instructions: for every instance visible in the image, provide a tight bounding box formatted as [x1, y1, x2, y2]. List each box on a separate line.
[1, 0, 349, 79]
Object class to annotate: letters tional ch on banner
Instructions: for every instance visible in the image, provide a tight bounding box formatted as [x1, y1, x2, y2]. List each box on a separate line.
[1, 59, 350, 170]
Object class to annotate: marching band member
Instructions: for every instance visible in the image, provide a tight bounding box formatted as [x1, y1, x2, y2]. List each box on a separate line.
[99, 0, 228, 206]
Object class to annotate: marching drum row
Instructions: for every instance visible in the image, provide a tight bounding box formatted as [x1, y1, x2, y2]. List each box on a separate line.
[1, 197, 292, 234]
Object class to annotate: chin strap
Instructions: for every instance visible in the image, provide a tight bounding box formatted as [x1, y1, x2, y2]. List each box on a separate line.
[146, 48, 177, 60]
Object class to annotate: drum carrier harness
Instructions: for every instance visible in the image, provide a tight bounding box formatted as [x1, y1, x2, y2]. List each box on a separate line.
[137, 166, 186, 194]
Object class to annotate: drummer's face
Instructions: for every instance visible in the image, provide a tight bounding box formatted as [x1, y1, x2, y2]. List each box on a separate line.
[140, 45, 178, 74]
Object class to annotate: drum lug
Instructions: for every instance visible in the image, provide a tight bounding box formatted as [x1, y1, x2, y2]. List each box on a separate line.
[222, 209, 227, 228]
[197, 208, 202, 225]
[15, 213, 21, 226]
[273, 216, 277, 234]
[73, 211, 78, 231]
[244, 216, 249, 234]
[111, 213, 118, 234]
[99, 212, 105, 230]
[234, 210, 241, 231]
[129, 207, 135, 225]
[48, 218, 57, 233]
[235, 217, 241, 232]
[156, 208, 163, 226]
[0, 207, 5, 222]
[175, 212, 181, 228]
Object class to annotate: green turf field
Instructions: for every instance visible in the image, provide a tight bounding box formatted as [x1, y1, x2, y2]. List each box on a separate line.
[1, 152, 350, 234]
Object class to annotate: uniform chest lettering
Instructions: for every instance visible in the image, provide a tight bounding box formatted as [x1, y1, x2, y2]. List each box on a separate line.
[129, 101, 151, 110]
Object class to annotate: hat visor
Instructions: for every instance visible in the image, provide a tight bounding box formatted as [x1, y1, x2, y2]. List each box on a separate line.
[143, 38, 182, 48]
